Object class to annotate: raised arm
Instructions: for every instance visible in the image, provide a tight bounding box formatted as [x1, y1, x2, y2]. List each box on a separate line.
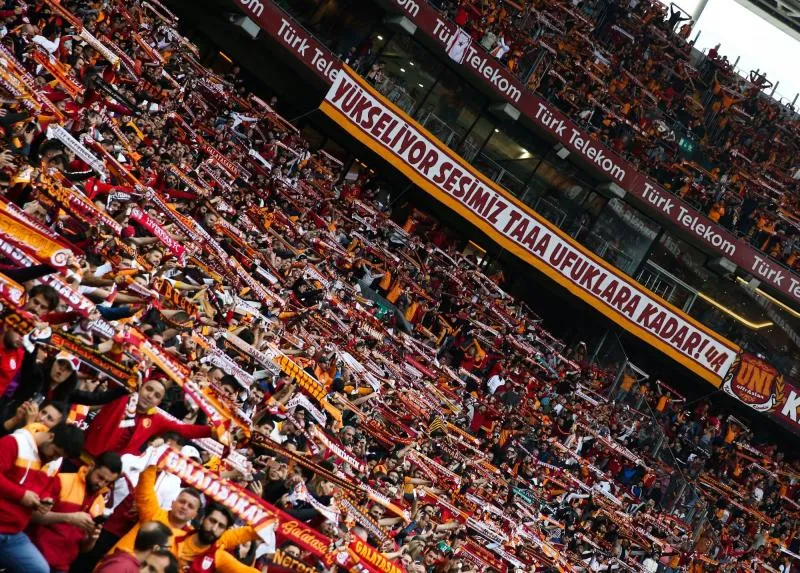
[134, 465, 162, 522]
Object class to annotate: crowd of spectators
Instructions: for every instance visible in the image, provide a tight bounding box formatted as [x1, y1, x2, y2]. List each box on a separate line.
[0, 1, 799, 573]
[388, 0, 800, 271]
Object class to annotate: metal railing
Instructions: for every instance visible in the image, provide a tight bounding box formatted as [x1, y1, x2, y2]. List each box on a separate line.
[534, 195, 567, 228]
[635, 261, 698, 312]
[472, 153, 526, 197]
[418, 111, 459, 148]
[583, 231, 636, 274]
[378, 78, 416, 114]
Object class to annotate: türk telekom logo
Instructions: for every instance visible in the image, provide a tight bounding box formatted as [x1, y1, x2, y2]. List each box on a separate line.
[722, 353, 785, 412]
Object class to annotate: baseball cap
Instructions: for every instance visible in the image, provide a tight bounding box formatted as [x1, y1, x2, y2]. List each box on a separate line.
[181, 445, 202, 462]
[55, 351, 80, 372]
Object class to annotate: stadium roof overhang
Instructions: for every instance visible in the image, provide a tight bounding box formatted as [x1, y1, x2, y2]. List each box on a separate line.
[735, 0, 800, 41]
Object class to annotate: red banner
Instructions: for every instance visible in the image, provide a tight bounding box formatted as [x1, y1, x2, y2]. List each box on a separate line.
[157, 448, 276, 537]
[129, 207, 187, 264]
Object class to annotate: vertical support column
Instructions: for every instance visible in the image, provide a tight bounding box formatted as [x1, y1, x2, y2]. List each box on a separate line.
[692, 0, 710, 23]
[607, 358, 628, 401]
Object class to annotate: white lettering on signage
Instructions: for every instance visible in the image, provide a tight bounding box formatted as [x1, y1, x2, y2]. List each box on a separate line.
[790, 278, 800, 299]
[534, 103, 625, 182]
[642, 182, 736, 257]
[676, 206, 736, 257]
[567, 128, 626, 182]
[278, 18, 309, 55]
[311, 48, 339, 82]
[751, 255, 786, 287]
[238, 0, 264, 18]
[781, 390, 800, 421]
[433, 19, 450, 42]
[432, 19, 521, 103]
[463, 46, 521, 103]
[394, 0, 420, 18]
[277, 19, 338, 82]
[322, 72, 737, 380]
[641, 182, 675, 215]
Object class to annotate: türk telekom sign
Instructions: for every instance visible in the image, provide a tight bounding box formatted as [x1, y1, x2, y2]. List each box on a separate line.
[367, 0, 800, 310]
[235, 0, 340, 84]
[235, 0, 800, 309]
[321, 67, 739, 384]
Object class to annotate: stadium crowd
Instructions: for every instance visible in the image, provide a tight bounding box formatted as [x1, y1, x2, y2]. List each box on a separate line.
[0, 1, 799, 573]
[335, 0, 800, 271]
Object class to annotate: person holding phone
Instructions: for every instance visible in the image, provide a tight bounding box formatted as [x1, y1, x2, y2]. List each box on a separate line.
[0, 422, 85, 573]
[27, 451, 122, 573]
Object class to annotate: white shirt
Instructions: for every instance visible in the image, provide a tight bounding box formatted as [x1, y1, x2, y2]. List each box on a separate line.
[32, 34, 60, 54]
[110, 446, 197, 513]
[269, 423, 288, 444]
[487, 375, 505, 395]
[642, 557, 659, 572]
[109, 451, 148, 513]
[491, 36, 510, 59]
[254, 526, 276, 558]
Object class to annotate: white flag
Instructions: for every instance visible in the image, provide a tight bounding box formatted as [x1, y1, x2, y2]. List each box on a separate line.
[446, 27, 471, 64]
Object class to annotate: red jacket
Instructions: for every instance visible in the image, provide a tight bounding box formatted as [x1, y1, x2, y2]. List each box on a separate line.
[95, 549, 140, 573]
[0, 426, 62, 534]
[27, 466, 107, 570]
[84, 177, 132, 200]
[83, 394, 212, 458]
[103, 487, 138, 538]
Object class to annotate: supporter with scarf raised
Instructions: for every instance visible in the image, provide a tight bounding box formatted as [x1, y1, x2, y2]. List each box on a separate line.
[0, 1, 798, 572]
[175, 503, 259, 573]
[82, 378, 213, 459]
[111, 459, 203, 559]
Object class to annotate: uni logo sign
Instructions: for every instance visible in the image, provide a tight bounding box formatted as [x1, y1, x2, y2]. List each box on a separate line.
[722, 353, 785, 412]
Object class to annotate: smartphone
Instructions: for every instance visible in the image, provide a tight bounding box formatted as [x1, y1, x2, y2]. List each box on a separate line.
[93, 514, 108, 525]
